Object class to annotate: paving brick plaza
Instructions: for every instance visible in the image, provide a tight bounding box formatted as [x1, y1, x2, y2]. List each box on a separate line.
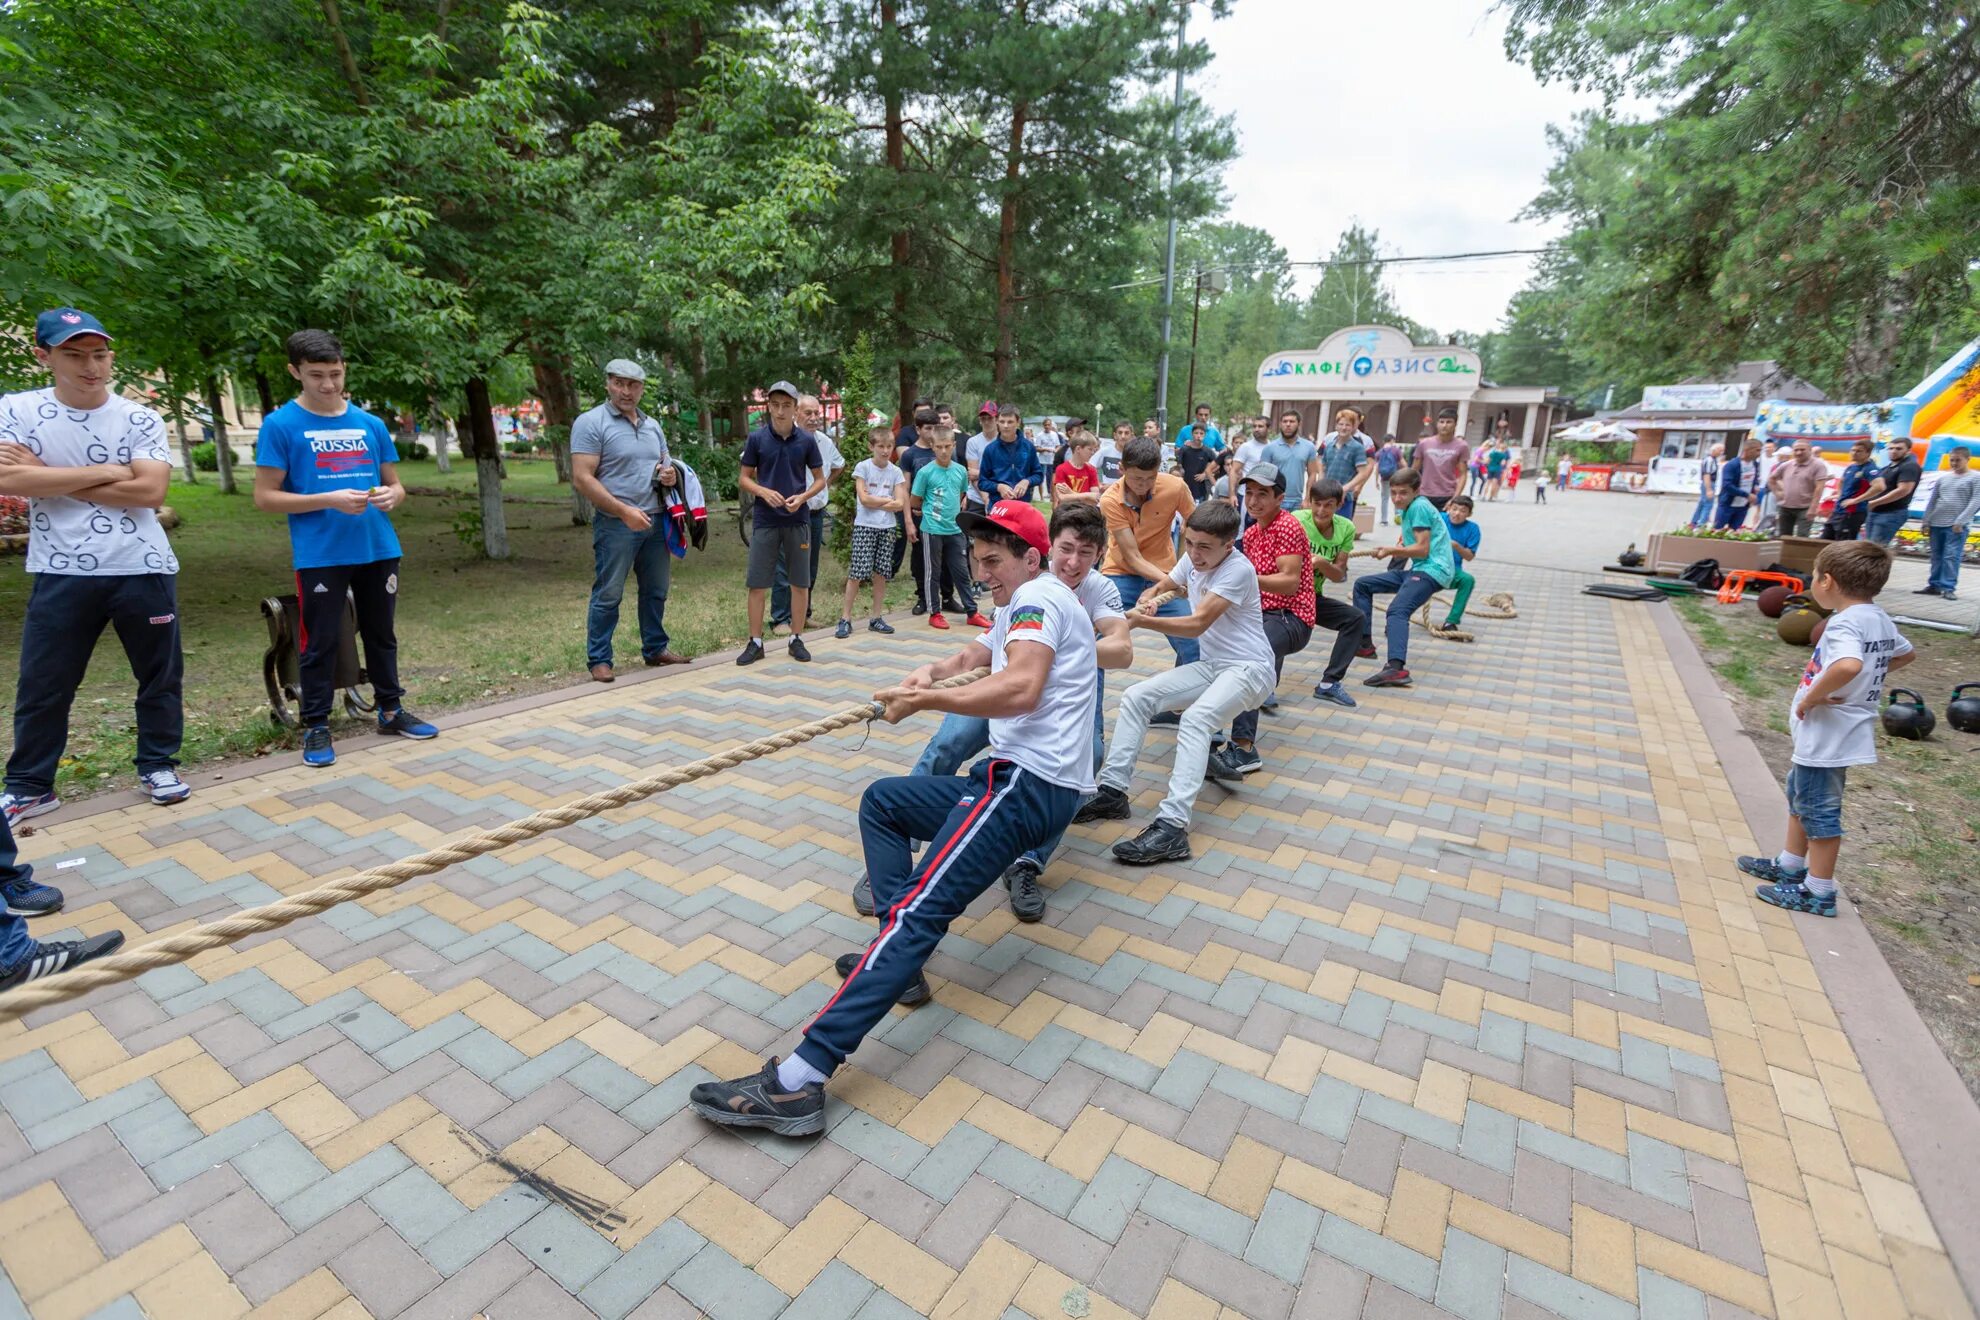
[0, 560, 1971, 1319]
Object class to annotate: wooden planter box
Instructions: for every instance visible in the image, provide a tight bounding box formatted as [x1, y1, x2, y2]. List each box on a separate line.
[1647, 533, 1782, 574]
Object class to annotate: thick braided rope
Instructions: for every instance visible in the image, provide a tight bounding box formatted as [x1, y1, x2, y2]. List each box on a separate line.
[0, 667, 990, 1019]
[1412, 591, 1518, 643]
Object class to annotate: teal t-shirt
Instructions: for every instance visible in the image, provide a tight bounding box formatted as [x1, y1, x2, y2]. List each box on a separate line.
[912, 461, 969, 535]
[1399, 496, 1456, 587]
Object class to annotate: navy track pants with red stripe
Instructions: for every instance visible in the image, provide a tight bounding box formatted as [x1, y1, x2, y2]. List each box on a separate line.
[795, 757, 1080, 1076]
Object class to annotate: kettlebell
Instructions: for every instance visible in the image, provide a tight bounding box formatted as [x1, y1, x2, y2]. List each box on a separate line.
[1618, 543, 1643, 568]
[1948, 683, 1980, 735]
[1881, 688, 1936, 741]
[1777, 607, 1821, 647]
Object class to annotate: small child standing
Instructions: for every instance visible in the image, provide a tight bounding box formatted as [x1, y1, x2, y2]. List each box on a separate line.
[1739, 541, 1913, 916]
[909, 427, 984, 630]
[1441, 496, 1482, 628]
[837, 428, 906, 639]
[1054, 434, 1102, 507]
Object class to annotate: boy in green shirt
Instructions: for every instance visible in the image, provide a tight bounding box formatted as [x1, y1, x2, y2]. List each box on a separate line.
[910, 428, 980, 628]
[1350, 467, 1455, 688]
[1295, 478, 1368, 709]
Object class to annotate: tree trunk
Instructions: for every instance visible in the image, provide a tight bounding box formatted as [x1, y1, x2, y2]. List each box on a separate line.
[317, 0, 370, 107]
[202, 372, 238, 495]
[529, 351, 587, 525]
[463, 377, 511, 559]
[162, 368, 197, 485]
[1840, 274, 1913, 400]
[724, 340, 747, 441]
[992, 94, 1029, 398]
[426, 399, 453, 473]
[883, 0, 916, 422]
[691, 333, 715, 444]
[251, 368, 277, 420]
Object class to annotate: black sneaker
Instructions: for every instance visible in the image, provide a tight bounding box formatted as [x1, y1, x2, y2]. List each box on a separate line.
[869, 619, 895, 634]
[0, 930, 126, 991]
[736, 639, 765, 666]
[377, 708, 438, 740]
[1259, 699, 1281, 717]
[1149, 711, 1182, 727]
[834, 951, 932, 1006]
[789, 636, 812, 662]
[835, 618, 853, 640]
[912, 601, 928, 616]
[1737, 855, 1807, 886]
[688, 1058, 826, 1137]
[1073, 785, 1131, 824]
[852, 874, 876, 917]
[1113, 820, 1192, 865]
[2, 874, 63, 917]
[1205, 748, 1244, 785]
[1913, 586, 1943, 596]
[1224, 744, 1264, 775]
[1004, 858, 1046, 923]
[1363, 664, 1412, 688]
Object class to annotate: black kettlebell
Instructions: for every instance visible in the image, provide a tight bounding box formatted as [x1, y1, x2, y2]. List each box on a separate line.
[1618, 542, 1643, 568]
[1948, 683, 1980, 734]
[1881, 688, 1936, 741]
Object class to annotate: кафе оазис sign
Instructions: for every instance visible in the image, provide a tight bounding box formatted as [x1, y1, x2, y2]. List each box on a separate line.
[1256, 325, 1480, 399]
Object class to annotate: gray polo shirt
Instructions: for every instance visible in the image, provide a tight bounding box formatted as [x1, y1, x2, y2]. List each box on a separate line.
[571, 401, 669, 516]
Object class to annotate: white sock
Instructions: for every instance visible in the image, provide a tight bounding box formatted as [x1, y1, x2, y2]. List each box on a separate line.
[775, 1054, 826, 1090]
[1804, 874, 1837, 898]
[1776, 850, 1806, 873]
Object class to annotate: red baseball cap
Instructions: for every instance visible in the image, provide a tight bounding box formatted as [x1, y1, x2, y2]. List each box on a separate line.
[958, 499, 1049, 556]
[977, 400, 998, 417]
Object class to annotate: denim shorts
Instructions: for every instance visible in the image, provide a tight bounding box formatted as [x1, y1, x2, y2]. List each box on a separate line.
[1786, 763, 1847, 839]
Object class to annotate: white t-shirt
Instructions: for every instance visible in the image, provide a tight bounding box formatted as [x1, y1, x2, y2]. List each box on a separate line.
[1167, 550, 1274, 681]
[989, 575, 1099, 792]
[1068, 569, 1126, 626]
[808, 433, 845, 512]
[852, 458, 905, 529]
[1092, 440, 1124, 487]
[1233, 438, 1269, 512]
[1789, 603, 1912, 768]
[965, 432, 994, 506]
[1557, 457, 1573, 476]
[2, 389, 180, 577]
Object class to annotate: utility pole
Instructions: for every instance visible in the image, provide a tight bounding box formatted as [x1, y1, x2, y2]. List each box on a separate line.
[1182, 268, 1226, 418]
[1153, 0, 1188, 436]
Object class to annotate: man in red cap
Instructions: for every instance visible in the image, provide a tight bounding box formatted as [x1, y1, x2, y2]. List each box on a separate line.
[690, 500, 1098, 1135]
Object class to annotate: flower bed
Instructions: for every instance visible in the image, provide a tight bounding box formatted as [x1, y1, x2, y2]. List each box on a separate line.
[1648, 528, 1783, 574]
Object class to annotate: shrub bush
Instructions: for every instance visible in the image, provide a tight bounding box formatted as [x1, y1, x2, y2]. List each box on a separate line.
[671, 439, 740, 501]
[189, 443, 243, 472]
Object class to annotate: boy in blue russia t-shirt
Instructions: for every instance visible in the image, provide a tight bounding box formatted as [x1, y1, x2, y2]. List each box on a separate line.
[253, 329, 436, 768]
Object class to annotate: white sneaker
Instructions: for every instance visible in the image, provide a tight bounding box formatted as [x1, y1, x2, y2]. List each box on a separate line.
[0, 791, 60, 827]
[141, 769, 191, 806]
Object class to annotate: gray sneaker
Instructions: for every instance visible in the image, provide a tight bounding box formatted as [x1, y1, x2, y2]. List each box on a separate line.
[852, 874, 876, 917]
[688, 1058, 825, 1137]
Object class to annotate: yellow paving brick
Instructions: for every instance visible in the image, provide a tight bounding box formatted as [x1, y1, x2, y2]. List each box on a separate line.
[1383, 1168, 1451, 1260]
[1048, 1106, 1129, 1184]
[1832, 1110, 1908, 1184]
[932, 980, 1017, 1028]
[76, 1035, 204, 1101]
[355, 969, 426, 1014]
[1770, 1065, 1837, 1130]
[1013, 1262, 1139, 1320]
[1274, 1158, 1387, 1233]
[1735, 1124, 1807, 1200]
[681, 1181, 786, 1266]
[1851, 1168, 1940, 1252]
[1000, 992, 1067, 1043]
[839, 1219, 959, 1313]
[966, 1096, 1063, 1162]
[1811, 1060, 1884, 1122]
[575, 1017, 663, 1072]
[537, 1146, 636, 1210]
[1307, 959, 1358, 1004]
[1435, 978, 1486, 1027]
[1570, 1203, 1638, 1303]
[628, 1025, 720, 1084]
[1622, 1104, 1739, 1165]
[156, 1054, 241, 1113]
[695, 1037, 766, 1081]
[1572, 999, 1621, 1051]
[1749, 1185, 1829, 1276]
[1801, 1176, 1886, 1265]
[132, 1249, 250, 1320]
[314, 1096, 434, 1171]
[270, 1084, 359, 1148]
[1470, 1076, 1572, 1134]
[1825, 1243, 1910, 1320]
[0, 1182, 66, 1236]
[1146, 1278, 1222, 1320]
[1263, 1038, 1327, 1093]
[1128, 1012, 1191, 1067]
[243, 1267, 351, 1320]
[1318, 1049, 1415, 1104]
[46, 1022, 126, 1081]
[1886, 1236, 1973, 1320]
[1572, 1086, 1629, 1155]
[1206, 1135, 1282, 1218]
[396, 1114, 485, 1186]
[512, 1003, 605, 1055]
[463, 990, 542, 1038]
[1448, 1193, 1570, 1274]
[1763, 1254, 1840, 1320]
[1413, 1059, 1470, 1126]
[757, 1196, 866, 1296]
[190, 1063, 315, 1135]
[901, 1076, 985, 1147]
[611, 1161, 710, 1248]
[932, 1234, 1033, 1320]
[394, 978, 494, 1031]
[836, 1071, 920, 1127]
[1055, 1003, 1137, 1052]
[1785, 1117, 1857, 1190]
[1114, 1125, 1220, 1196]
[0, 1194, 103, 1301]
[1636, 1232, 1778, 1318]
[1185, 941, 1239, 983]
[32, 1224, 202, 1320]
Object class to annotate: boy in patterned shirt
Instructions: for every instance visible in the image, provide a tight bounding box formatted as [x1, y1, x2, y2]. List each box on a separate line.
[1210, 463, 1312, 779]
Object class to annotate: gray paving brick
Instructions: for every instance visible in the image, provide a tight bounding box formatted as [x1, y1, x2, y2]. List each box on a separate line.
[234, 1132, 327, 1205]
[905, 1121, 996, 1203]
[508, 1204, 622, 1292]
[578, 1221, 705, 1320]
[1637, 1268, 1707, 1320]
[1245, 1187, 1324, 1285]
[278, 1145, 412, 1230]
[781, 1260, 875, 1320]
[1138, 1178, 1253, 1257]
[1170, 1237, 1298, 1320]
[1069, 1155, 1156, 1243]
[421, 1184, 550, 1275]
[146, 1112, 284, 1188]
[1094, 1212, 1183, 1315]
[235, 1202, 386, 1305]
[399, 1242, 533, 1320]
[188, 1186, 293, 1272]
[667, 1242, 788, 1320]
[331, 1224, 443, 1319]
[1435, 1227, 1508, 1320]
[1626, 1131, 1691, 1208]
[977, 1143, 1086, 1218]
[488, 1267, 597, 1320]
[1516, 1120, 1629, 1185]
[1505, 1253, 1635, 1320]
[1316, 1213, 1438, 1301]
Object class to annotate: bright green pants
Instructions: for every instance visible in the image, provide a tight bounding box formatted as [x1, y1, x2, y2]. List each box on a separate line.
[1445, 568, 1475, 626]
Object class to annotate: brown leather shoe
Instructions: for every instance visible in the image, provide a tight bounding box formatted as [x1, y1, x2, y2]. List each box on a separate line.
[589, 663, 616, 683]
[643, 651, 690, 666]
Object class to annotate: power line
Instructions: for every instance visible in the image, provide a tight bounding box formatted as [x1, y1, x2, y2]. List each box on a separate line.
[1039, 245, 1562, 300]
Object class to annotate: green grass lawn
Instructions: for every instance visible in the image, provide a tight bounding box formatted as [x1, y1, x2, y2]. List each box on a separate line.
[0, 458, 915, 798]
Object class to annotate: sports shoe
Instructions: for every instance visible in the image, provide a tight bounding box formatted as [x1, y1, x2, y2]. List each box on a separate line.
[929, 613, 950, 630]
[869, 619, 895, 634]
[1149, 710, 1181, 727]
[2, 874, 63, 917]
[1072, 785, 1131, 824]
[1205, 748, 1244, 785]
[789, 636, 812, 662]
[378, 708, 438, 740]
[1363, 664, 1412, 688]
[0, 792, 59, 828]
[1223, 744, 1264, 776]
[1259, 698, 1280, 716]
[1737, 855, 1807, 886]
[1113, 819, 1192, 865]
[1754, 881, 1836, 918]
[912, 601, 927, 616]
[1003, 857, 1046, 923]
[302, 725, 336, 768]
[852, 874, 876, 917]
[688, 1058, 826, 1137]
[1355, 645, 1378, 659]
[0, 930, 126, 991]
[835, 618, 853, 639]
[140, 769, 191, 806]
[966, 612, 991, 629]
[1913, 586, 1943, 596]
[736, 639, 765, 666]
[1312, 682, 1359, 709]
[834, 951, 932, 1006]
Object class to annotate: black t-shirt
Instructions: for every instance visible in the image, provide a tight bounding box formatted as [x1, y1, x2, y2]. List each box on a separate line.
[1177, 445, 1218, 499]
[1875, 456, 1921, 507]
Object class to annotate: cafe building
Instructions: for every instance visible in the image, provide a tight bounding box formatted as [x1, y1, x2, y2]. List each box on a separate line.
[1605, 361, 1829, 464]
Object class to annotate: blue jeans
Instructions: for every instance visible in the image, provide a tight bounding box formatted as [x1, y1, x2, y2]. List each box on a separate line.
[1689, 492, 1714, 525]
[771, 508, 828, 626]
[1106, 573, 1199, 666]
[1712, 500, 1749, 530]
[1865, 509, 1909, 546]
[587, 514, 671, 667]
[1786, 763, 1846, 840]
[797, 759, 1079, 1075]
[1352, 568, 1442, 666]
[1926, 525, 1965, 591]
[910, 673, 1105, 867]
[1, 814, 35, 969]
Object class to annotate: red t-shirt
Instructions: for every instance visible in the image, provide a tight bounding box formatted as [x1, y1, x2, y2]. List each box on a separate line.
[1244, 510, 1314, 624]
[1055, 461, 1098, 494]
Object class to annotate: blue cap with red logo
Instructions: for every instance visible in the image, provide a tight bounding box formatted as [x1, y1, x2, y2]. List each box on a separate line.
[35, 308, 112, 348]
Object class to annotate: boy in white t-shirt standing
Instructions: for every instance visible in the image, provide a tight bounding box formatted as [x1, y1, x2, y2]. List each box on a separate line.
[1076, 499, 1276, 863]
[1739, 541, 1912, 917]
[836, 427, 906, 639]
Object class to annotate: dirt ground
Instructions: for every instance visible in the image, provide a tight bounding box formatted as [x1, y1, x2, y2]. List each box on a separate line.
[1673, 594, 1980, 1100]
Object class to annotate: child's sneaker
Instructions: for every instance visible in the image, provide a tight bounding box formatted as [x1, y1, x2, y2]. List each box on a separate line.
[834, 618, 853, 639]
[1754, 881, 1836, 917]
[688, 1058, 825, 1137]
[929, 613, 950, 630]
[2, 874, 63, 917]
[868, 618, 895, 634]
[141, 769, 191, 805]
[0, 792, 59, 828]
[302, 725, 336, 768]
[378, 708, 439, 739]
[1737, 855, 1806, 886]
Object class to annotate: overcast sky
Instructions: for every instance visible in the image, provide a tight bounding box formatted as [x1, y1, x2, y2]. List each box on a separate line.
[1195, 0, 1601, 339]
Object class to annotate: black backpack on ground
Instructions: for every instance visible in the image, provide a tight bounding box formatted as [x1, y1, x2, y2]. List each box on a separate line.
[1680, 558, 1723, 590]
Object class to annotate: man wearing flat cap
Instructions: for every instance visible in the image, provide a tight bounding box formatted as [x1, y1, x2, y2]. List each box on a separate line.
[570, 358, 689, 682]
[737, 381, 827, 665]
